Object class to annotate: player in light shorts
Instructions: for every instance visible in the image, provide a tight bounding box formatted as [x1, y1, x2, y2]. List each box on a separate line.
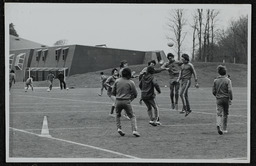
[25, 76, 34, 92]
[98, 72, 108, 96]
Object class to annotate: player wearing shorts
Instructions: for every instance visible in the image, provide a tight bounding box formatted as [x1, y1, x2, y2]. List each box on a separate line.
[139, 66, 161, 126]
[47, 72, 55, 91]
[104, 68, 119, 116]
[212, 65, 233, 135]
[98, 72, 108, 96]
[161, 53, 183, 111]
[25, 76, 34, 92]
[112, 67, 140, 137]
[177, 54, 199, 117]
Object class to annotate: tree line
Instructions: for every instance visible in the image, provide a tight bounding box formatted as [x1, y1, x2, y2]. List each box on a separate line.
[167, 9, 248, 64]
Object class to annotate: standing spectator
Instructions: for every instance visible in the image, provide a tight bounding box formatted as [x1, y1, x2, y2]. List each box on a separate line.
[47, 72, 55, 91]
[177, 54, 199, 116]
[139, 66, 161, 126]
[112, 67, 140, 137]
[212, 65, 233, 135]
[9, 70, 16, 90]
[98, 72, 108, 96]
[57, 71, 66, 90]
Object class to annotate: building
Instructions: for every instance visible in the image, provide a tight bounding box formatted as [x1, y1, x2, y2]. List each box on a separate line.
[9, 35, 167, 82]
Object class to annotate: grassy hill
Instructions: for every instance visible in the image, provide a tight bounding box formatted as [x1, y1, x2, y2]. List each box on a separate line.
[13, 62, 247, 89]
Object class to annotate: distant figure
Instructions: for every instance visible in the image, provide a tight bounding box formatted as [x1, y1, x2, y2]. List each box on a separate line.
[9, 70, 16, 90]
[212, 65, 233, 135]
[98, 72, 108, 96]
[25, 76, 34, 92]
[57, 71, 66, 90]
[47, 72, 55, 91]
[112, 67, 140, 137]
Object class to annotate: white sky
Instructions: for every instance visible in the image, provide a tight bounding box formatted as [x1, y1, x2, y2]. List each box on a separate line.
[5, 3, 250, 57]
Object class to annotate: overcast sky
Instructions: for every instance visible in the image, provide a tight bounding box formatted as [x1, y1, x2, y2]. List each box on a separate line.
[5, 3, 250, 57]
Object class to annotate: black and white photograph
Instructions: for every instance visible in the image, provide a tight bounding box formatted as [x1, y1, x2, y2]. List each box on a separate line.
[5, 3, 251, 163]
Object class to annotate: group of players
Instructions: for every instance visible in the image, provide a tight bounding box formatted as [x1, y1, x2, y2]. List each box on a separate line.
[98, 53, 200, 137]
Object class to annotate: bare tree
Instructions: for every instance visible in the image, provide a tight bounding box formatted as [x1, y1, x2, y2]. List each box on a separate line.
[203, 10, 210, 62]
[191, 11, 198, 61]
[167, 9, 187, 60]
[53, 39, 68, 46]
[209, 10, 220, 61]
[196, 9, 203, 61]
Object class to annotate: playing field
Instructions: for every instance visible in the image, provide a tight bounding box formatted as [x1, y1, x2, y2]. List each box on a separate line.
[7, 87, 249, 163]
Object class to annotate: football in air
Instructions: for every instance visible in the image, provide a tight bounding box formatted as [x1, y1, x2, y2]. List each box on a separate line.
[167, 42, 174, 47]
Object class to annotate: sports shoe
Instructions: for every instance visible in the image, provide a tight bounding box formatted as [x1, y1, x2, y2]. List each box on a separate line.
[217, 126, 223, 135]
[175, 103, 178, 111]
[117, 128, 125, 136]
[171, 103, 175, 109]
[132, 131, 140, 137]
[149, 121, 157, 126]
[185, 110, 192, 117]
[180, 110, 185, 114]
[222, 130, 228, 133]
[156, 121, 162, 125]
[123, 114, 130, 120]
[109, 114, 115, 117]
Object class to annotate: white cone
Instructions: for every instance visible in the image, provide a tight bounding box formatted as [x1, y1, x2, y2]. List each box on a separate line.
[40, 116, 52, 137]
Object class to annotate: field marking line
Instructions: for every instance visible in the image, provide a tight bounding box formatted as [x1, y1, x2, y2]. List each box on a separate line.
[10, 95, 247, 118]
[9, 127, 140, 159]
[161, 122, 246, 127]
[24, 126, 102, 131]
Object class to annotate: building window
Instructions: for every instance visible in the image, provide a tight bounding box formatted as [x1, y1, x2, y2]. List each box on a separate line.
[42, 49, 48, 62]
[62, 47, 69, 60]
[55, 48, 61, 61]
[14, 53, 26, 70]
[9, 54, 15, 70]
[36, 49, 42, 61]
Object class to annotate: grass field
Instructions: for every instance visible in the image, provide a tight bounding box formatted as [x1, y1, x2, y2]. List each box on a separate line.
[7, 86, 249, 163]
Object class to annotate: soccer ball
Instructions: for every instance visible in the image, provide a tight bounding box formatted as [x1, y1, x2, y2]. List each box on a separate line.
[47, 88, 50, 92]
[167, 42, 174, 47]
[159, 60, 164, 65]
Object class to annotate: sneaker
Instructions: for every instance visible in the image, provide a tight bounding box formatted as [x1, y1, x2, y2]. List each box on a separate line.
[98, 93, 102, 96]
[175, 103, 178, 111]
[123, 114, 130, 120]
[180, 110, 185, 114]
[109, 114, 115, 117]
[217, 126, 223, 135]
[132, 131, 140, 137]
[185, 110, 192, 117]
[149, 121, 157, 126]
[117, 128, 125, 136]
[171, 103, 175, 109]
[222, 130, 228, 133]
[156, 121, 162, 125]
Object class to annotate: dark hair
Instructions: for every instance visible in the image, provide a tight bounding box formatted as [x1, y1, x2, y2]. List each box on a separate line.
[217, 65, 227, 76]
[147, 60, 156, 66]
[10, 70, 15, 73]
[120, 60, 128, 68]
[147, 66, 155, 74]
[111, 68, 118, 75]
[181, 54, 190, 61]
[121, 68, 132, 79]
[167, 53, 174, 59]
[100, 72, 104, 75]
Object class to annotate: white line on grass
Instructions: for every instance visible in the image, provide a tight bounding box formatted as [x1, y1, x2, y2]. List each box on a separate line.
[11, 94, 247, 118]
[9, 127, 140, 159]
[161, 122, 246, 127]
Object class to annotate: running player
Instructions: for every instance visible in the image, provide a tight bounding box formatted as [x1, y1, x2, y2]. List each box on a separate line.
[139, 66, 161, 126]
[161, 53, 183, 111]
[176, 54, 199, 116]
[9, 70, 16, 90]
[104, 68, 119, 117]
[212, 65, 233, 135]
[112, 67, 140, 137]
[25, 76, 34, 92]
[98, 72, 108, 96]
[47, 72, 55, 91]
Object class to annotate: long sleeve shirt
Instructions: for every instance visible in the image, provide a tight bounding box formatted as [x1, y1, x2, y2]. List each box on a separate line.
[112, 78, 137, 101]
[212, 75, 233, 100]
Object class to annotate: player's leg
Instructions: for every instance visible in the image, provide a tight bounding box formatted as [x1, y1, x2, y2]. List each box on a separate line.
[115, 100, 125, 136]
[63, 80, 66, 89]
[143, 99, 155, 126]
[30, 84, 34, 91]
[183, 80, 191, 117]
[123, 100, 140, 137]
[216, 99, 223, 135]
[109, 95, 116, 115]
[25, 84, 29, 92]
[222, 98, 229, 133]
[150, 99, 160, 125]
[174, 81, 180, 111]
[179, 81, 186, 113]
[169, 80, 175, 109]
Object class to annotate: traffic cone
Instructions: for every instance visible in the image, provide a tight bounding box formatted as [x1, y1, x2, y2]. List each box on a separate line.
[40, 116, 52, 137]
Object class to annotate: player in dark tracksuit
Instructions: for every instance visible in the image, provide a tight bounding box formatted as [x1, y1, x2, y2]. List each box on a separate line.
[112, 67, 140, 137]
[57, 71, 66, 90]
[212, 65, 233, 135]
[177, 54, 199, 117]
[139, 66, 161, 126]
